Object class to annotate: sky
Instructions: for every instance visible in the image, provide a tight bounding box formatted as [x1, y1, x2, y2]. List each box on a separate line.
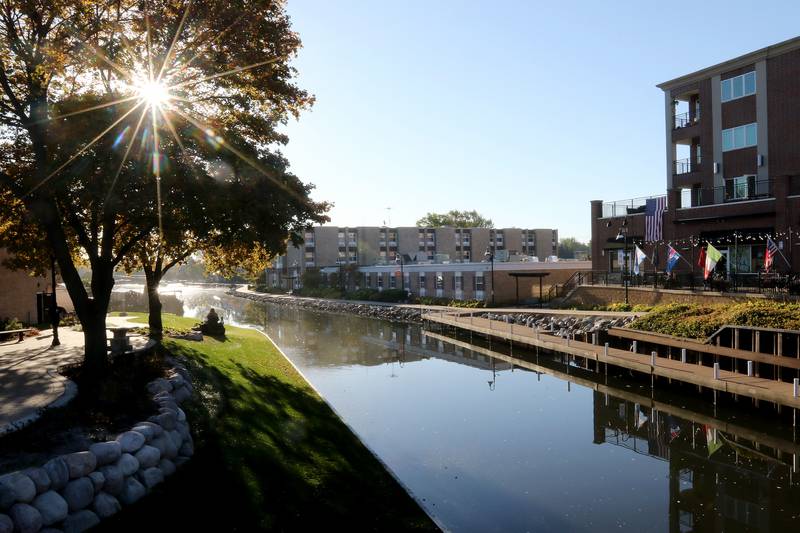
[279, 0, 800, 242]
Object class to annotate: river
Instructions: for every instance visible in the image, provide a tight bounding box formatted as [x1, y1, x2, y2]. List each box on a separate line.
[156, 285, 800, 532]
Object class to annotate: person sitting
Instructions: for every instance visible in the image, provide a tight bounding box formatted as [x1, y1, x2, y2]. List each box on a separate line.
[197, 308, 225, 336]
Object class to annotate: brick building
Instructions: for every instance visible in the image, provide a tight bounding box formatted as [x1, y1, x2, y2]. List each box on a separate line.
[592, 36, 800, 281]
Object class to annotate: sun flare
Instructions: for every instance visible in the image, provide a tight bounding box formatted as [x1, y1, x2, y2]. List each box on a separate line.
[137, 80, 171, 108]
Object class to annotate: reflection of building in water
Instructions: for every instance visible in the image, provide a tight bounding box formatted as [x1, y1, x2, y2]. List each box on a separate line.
[592, 391, 800, 532]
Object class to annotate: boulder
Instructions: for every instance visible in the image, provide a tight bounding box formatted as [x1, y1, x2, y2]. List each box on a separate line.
[146, 378, 172, 395]
[92, 492, 121, 519]
[31, 491, 68, 526]
[42, 458, 70, 491]
[167, 429, 183, 450]
[22, 468, 51, 494]
[0, 484, 13, 510]
[115, 431, 146, 454]
[88, 471, 104, 493]
[116, 454, 139, 477]
[158, 459, 176, 477]
[137, 467, 164, 490]
[132, 421, 163, 437]
[61, 477, 93, 512]
[134, 445, 161, 469]
[150, 411, 177, 431]
[118, 478, 145, 506]
[0, 472, 36, 504]
[172, 386, 192, 404]
[8, 503, 42, 533]
[97, 466, 123, 496]
[130, 425, 156, 442]
[0, 514, 11, 533]
[178, 439, 194, 458]
[89, 441, 121, 466]
[176, 407, 187, 423]
[62, 509, 99, 533]
[62, 452, 97, 479]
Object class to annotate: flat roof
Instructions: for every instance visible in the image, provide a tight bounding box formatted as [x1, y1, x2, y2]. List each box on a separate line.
[657, 35, 800, 91]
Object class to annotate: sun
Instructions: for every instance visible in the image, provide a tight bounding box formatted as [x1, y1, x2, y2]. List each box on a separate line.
[137, 80, 171, 108]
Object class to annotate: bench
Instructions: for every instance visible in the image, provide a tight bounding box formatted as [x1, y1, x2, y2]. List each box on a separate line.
[107, 327, 133, 355]
[0, 328, 33, 343]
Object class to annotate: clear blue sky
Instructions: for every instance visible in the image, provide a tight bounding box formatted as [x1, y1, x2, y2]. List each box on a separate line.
[280, 0, 800, 242]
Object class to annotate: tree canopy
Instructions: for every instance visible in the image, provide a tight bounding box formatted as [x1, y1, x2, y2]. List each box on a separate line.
[558, 237, 590, 259]
[416, 210, 493, 228]
[0, 0, 329, 372]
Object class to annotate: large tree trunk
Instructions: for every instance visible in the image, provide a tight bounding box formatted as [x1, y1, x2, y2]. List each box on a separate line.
[145, 271, 163, 340]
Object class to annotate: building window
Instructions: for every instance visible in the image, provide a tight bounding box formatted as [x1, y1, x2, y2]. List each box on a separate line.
[722, 123, 757, 152]
[721, 71, 756, 102]
[435, 274, 444, 290]
[454, 274, 463, 290]
[377, 275, 383, 289]
[419, 273, 426, 288]
[389, 275, 396, 289]
[474, 275, 485, 291]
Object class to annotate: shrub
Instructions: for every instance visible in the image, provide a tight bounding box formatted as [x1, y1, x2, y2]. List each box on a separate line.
[628, 300, 800, 339]
[0, 317, 23, 331]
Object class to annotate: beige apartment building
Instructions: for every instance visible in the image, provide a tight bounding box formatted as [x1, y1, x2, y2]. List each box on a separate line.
[267, 226, 559, 293]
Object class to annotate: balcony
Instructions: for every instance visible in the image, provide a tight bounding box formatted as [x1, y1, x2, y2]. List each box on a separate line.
[601, 194, 666, 218]
[673, 157, 701, 175]
[673, 111, 700, 129]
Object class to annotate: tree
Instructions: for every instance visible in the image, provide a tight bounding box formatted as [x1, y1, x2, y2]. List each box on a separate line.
[0, 1, 325, 375]
[558, 237, 591, 259]
[416, 210, 494, 228]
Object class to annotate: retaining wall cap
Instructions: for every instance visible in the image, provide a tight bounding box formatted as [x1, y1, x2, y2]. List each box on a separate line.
[115, 431, 146, 454]
[88, 441, 121, 466]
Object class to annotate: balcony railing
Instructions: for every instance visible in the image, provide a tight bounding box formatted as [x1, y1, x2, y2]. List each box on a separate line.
[680, 178, 772, 208]
[601, 194, 667, 218]
[674, 111, 699, 129]
[674, 158, 692, 174]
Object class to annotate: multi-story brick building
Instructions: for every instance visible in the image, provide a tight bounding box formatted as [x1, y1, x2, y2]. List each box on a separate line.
[592, 36, 800, 280]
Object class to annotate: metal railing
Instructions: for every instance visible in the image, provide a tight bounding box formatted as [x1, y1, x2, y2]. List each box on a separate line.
[576, 269, 800, 296]
[674, 158, 692, 175]
[601, 194, 667, 218]
[674, 111, 698, 129]
[680, 178, 772, 208]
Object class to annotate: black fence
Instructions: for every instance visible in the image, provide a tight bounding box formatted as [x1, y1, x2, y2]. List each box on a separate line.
[577, 270, 800, 296]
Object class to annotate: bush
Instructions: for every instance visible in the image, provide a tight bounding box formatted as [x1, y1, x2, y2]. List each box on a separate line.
[628, 300, 800, 339]
[0, 317, 23, 331]
[297, 287, 343, 299]
[415, 297, 485, 308]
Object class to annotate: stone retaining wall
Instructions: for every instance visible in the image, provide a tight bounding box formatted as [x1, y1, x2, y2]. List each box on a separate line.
[0, 363, 194, 533]
[235, 291, 423, 323]
[562, 285, 772, 308]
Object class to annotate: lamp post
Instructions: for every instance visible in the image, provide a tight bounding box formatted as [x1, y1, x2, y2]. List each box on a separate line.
[616, 222, 629, 305]
[395, 255, 405, 296]
[484, 247, 495, 307]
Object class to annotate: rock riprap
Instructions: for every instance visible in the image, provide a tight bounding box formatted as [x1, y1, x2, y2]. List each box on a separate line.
[478, 312, 636, 338]
[0, 362, 195, 532]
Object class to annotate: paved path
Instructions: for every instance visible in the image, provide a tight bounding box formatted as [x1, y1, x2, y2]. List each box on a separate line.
[0, 316, 147, 434]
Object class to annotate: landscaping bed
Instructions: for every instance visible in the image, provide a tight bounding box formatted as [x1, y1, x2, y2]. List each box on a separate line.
[627, 301, 800, 340]
[99, 313, 437, 531]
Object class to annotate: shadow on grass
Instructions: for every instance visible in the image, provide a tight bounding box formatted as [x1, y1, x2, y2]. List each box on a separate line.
[99, 341, 438, 532]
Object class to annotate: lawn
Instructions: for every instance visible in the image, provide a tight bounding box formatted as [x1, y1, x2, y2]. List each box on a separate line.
[100, 312, 437, 531]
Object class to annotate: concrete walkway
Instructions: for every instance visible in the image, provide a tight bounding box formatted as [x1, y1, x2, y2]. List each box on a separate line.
[0, 316, 147, 435]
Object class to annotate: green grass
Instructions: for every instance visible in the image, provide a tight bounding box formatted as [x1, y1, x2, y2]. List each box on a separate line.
[628, 300, 800, 340]
[101, 312, 436, 531]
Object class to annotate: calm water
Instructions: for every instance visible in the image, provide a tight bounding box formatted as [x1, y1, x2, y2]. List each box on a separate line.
[171, 287, 800, 532]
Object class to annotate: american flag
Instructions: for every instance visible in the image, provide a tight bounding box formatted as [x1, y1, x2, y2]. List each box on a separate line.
[765, 237, 779, 272]
[645, 196, 667, 242]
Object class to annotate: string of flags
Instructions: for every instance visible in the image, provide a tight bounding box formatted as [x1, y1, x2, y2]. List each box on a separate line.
[625, 236, 789, 277]
[627, 227, 796, 248]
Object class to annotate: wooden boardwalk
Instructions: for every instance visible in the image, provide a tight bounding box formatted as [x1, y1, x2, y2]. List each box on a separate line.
[423, 311, 800, 409]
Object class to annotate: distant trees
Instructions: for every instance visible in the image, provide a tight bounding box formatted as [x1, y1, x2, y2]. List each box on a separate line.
[416, 210, 494, 228]
[558, 238, 591, 259]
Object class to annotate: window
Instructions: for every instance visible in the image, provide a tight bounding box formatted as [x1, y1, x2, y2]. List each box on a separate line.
[435, 274, 444, 290]
[721, 71, 756, 102]
[731, 175, 753, 200]
[389, 276, 396, 289]
[419, 273, 426, 287]
[377, 275, 383, 288]
[454, 274, 463, 290]
[364, 273, 371, 287]
[474, 275, 485, 291]
[722, 123, 757, 151]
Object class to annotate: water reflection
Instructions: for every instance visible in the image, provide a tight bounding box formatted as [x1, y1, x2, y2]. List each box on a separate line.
[176, 289, 800, 532]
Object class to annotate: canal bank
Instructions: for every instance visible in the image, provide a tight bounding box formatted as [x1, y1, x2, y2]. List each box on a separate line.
[98, 312, 438, 531]
[110, 287, 800, 531]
